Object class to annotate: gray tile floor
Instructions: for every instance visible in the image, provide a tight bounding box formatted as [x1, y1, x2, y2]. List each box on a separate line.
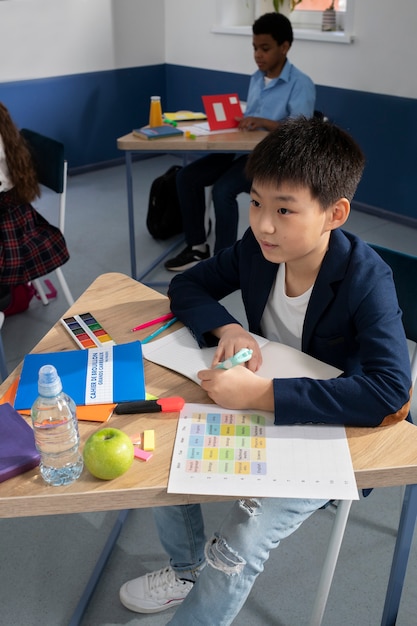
[1, 155, 417, 625]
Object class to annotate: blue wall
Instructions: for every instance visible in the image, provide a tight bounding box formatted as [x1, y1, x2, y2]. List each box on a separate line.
[166, 65, 417, 224]
[1, 63, 416, 224]
[0, 65, 166, 168]
[165, 64, 250, 112]
[315, 86, 417, 222]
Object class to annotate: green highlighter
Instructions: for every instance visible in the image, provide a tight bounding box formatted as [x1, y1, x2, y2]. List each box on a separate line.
[215, 348, 253, 370]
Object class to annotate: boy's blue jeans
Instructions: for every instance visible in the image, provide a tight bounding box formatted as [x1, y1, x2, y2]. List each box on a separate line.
[153, 497, 328, 625]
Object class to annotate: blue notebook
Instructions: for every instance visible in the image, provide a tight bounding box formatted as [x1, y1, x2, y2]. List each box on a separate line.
[0, 403, 40, 482]
[133, 125, 183, 140]
[14, 341, 146, 410]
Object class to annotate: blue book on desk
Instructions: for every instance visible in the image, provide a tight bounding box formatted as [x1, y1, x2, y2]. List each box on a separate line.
[133, 125, 184, 140]
[14, 342, 146, 409]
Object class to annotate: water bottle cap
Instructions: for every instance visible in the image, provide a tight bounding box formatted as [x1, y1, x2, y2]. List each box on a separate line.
[38, 364, 63, 397]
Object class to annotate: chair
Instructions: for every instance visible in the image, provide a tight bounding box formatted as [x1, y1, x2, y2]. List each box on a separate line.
[0, 312, 7, 382]
[310, 244, 417, 625]
[20, 129, 74, 308]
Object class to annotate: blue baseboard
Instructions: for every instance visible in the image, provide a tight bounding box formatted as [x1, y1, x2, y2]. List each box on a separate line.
[165, 66, 417, 223]
[352, 201, 417, 230]
[1, 63, 416, 223]
[0, 65, 166, 169]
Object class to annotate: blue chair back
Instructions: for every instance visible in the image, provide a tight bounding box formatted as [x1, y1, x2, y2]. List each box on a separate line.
[20, 128, 65, 194]
[370, 244, 417, 345]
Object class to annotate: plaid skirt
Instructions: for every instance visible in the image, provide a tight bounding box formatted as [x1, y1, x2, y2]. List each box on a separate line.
[0, 189, 69, 286]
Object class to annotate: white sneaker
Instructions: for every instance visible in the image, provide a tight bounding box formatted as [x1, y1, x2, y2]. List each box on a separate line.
[119, 566, 193, 614]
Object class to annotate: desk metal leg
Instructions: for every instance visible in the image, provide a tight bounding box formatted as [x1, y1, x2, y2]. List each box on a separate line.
[136, 233, 185, 286]
[68, 509, 131, 626]
[0, 325, 8, 381]
[309, 499, 352, 626]
[381, 484, 417, 626]
[125, 152, 137, 280]
[124, 152, 184, 286]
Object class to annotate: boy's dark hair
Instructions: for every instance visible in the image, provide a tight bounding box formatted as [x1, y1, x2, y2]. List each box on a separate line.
[253, 12, 293, 46]
[245, 117, 365, 207]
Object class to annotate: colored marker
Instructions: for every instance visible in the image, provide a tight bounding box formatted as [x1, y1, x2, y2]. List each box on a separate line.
[215, 348, 253, 370]
[141, 317, 178, 344]
[115, 396, 185, 415]
[131, 312, 174, 333]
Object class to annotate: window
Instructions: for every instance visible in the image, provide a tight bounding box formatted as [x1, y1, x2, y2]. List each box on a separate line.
[293, 0, 346, 12]
[291, 0, 352, 39]
[213, 0, 355, 44]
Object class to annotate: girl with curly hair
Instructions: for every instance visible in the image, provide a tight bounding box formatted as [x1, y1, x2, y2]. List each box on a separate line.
[0, 103, 69, 315]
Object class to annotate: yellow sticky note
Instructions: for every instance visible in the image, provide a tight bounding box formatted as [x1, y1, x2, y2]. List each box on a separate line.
[143, 429, 155, 451]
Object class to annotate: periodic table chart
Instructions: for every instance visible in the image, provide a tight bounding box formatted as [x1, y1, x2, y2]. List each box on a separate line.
[168, 404, 358, 501]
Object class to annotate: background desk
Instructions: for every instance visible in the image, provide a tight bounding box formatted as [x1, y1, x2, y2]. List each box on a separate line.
[117, 127, 267, 281]
[0, 272, 416, 625]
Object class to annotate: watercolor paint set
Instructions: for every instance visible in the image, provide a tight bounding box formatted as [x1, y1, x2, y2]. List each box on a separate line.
[60, 312, 115, 349]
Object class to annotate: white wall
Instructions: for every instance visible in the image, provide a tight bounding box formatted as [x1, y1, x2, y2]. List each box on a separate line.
[0, 0, 165, 81]
[165, 0, 417, 99]
[0, 0, 416, 100]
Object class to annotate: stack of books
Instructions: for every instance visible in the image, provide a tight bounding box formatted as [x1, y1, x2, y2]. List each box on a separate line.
[133, 125, 184, 140]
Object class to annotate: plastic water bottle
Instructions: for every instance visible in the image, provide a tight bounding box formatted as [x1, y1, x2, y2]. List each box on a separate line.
[31, 364, 83, 486]
[149, 95, 163, 127]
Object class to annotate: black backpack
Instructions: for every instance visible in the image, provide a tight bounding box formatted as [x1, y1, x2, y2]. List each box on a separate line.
[146, 165, 183, 240]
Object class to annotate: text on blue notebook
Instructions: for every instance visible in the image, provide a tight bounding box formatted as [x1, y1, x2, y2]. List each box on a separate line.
[14, 342, 145, 409]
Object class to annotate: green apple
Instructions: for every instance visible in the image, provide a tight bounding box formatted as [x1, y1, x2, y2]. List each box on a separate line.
[83, 427, 134, 480]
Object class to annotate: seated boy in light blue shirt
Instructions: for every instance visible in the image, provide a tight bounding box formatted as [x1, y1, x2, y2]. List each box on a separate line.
[164, 11, 315, 271]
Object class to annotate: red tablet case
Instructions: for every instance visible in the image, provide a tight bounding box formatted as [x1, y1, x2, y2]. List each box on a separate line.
[202, 94, 243, 130]
[0, 402, 40, 482]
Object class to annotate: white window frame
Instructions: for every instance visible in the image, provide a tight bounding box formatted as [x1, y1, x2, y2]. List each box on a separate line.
[212, 0, 355, 44]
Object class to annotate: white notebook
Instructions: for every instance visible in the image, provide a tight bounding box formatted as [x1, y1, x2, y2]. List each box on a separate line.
[141, 327, 342, 384]
[144, 328, 356, 501]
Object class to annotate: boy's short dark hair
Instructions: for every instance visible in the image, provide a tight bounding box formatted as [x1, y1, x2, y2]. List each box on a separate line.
[245, 117, 365, 207]
[253, 12, 293, 46]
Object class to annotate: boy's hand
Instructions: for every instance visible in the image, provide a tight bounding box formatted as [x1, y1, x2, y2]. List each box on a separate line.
[237, 116, 261, 131]
[198, 367, 274, 412]
[236, 116, 280, 132]
[211, 324, 262, 372]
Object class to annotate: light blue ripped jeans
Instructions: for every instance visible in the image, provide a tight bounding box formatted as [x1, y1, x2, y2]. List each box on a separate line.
[153, 497, 328, 626]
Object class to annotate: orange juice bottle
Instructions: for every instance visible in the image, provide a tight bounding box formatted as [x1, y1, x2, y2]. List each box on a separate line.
[149, 96, 163, 127]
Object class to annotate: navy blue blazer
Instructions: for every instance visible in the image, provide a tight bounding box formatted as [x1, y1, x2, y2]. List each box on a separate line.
[168, 228, 411, 428]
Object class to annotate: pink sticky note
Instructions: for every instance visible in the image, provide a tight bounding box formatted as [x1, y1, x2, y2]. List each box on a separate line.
[134, 448, 153, 462]
[130, 432, 142, 445]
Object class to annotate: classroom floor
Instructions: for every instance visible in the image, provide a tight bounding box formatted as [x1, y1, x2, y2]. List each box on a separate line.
[1, 155, 417, 626]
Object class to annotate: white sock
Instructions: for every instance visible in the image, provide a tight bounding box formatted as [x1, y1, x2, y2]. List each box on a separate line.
[191, 243, 207, 252]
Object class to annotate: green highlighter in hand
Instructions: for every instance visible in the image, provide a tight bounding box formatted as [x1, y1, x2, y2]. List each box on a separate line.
[215, 348, 253, 370]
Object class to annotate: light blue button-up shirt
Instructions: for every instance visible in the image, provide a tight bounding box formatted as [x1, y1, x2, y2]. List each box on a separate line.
[245, 59, 315, 122]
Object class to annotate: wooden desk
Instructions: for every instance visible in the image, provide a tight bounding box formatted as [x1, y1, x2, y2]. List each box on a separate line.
[117, 127, 267, 281]
[0, 272, 415, 625]
[0, 273, 222, 518]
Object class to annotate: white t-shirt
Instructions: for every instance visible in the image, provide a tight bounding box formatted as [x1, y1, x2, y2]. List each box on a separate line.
[0, 134, 13, 193]
[260, 263, 313, 350]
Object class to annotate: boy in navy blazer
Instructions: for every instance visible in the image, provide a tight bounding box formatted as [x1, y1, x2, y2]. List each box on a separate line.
[120, 118, 411, 623]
